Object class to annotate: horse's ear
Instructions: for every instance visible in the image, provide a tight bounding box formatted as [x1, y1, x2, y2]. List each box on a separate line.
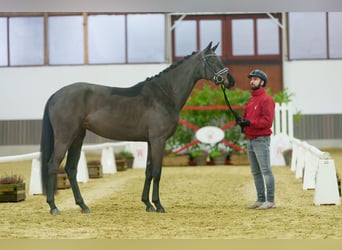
[204, 42, 213, 52]
[212, 42, 219, 52]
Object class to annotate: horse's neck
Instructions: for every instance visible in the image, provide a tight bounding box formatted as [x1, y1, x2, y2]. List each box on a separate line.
[162, 55, 202, 110]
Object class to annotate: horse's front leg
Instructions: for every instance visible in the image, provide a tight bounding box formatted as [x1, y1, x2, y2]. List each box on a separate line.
[141, 145, 155, 212]
[150, 139, 166, 213]
[142, 165, 155, 212]
[152, 169, 165, 213]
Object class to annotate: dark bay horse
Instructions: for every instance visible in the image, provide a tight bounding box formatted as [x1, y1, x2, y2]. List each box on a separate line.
[40, 42, 235, 214]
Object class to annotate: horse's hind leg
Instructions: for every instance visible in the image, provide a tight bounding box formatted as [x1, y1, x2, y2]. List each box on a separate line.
[46, 145, 68, 215]
[65, 131, 90, 213]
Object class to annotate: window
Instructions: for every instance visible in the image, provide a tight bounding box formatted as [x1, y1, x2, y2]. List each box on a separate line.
[9, 17, 44, 66]
[0, 17, 7, 66]
[174, 20, 197, 57]
[288, 12, 342, 60]
[288, 12, 327, 60]
[127, 14, 165, 63]
[257, 18, 280, 55]
[232, 19, 254, 56]
[231, 16, 280, 58]
[88, 14, 126, 64]
[328, 12, 342, 58]
[174, 17, 223, 57]
[199, 20, 222, 55]
[48, 15, 84, 65]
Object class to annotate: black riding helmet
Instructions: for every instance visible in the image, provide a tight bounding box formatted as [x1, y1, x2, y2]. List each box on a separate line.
[248, 69, 268, 86]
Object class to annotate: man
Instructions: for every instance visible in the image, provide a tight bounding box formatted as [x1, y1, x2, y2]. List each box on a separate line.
[236, 69, 276, 210]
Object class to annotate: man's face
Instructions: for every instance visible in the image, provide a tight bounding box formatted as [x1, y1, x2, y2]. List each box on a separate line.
[249, 76, 263, 90]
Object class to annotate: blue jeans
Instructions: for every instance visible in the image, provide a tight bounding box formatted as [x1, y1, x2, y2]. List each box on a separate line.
[247, 136, 275, 203]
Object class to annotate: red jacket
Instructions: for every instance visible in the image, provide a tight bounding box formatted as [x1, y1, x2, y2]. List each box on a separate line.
[242, 88, 275, 139]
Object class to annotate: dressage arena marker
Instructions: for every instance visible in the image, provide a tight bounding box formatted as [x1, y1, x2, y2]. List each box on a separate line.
[29, 158, 42, 195]
[100, 147, 116, 174]
[314, 159, 341, 206]
[76, 151, 89, 183]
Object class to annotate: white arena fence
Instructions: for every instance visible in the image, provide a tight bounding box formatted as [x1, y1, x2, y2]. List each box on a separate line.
[0, 142, 148, 195]
[271, 103, 340, 206]
[290, 138, 340, 205]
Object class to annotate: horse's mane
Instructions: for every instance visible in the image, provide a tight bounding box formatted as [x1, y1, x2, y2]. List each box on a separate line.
[145, 51, 197, 82]
[111, 51, 197, 97]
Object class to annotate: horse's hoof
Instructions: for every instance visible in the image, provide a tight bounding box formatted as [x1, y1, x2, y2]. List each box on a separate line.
[156, 207, 166, 213]
[146, 206, 156, 212]
[81, 208, 91, 214]
[50, 208, 60, 215]
[78, 203, 90, 213]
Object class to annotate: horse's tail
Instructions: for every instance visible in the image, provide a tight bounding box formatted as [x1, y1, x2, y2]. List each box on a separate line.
[40, 96, 54, 195]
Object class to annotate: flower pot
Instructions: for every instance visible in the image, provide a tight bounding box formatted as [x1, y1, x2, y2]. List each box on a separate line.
[193, 155, 207, 166]
[87, 161, 103, 178]
[115, 158, 127, 171]
[57, 171, 70, 189]
[116, 151, 134, 169]
[0, 183, 26, 202]
[125, 157, 134, 168]
[212, 155, 227, 165]
[230, 153, 249, 165]
[163, 155, 189, 166]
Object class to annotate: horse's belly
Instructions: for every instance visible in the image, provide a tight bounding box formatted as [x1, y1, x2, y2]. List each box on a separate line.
[85, 112, 148, 141]
[85, 102, 178, 141]
[90, 126, 148, 141]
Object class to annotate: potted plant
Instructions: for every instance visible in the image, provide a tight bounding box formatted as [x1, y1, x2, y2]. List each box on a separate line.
[209, 144, 230, 165]
[87, 160, 103, 178]
[0, 174, 26, 202]
[162, 151, 189, 167]
[117, 150, 135, 168]
[114, 154, 127, 171]
[189, 145, 208, 166]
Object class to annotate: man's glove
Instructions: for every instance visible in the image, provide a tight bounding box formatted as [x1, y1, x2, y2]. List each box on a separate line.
[239, 119, 250, 127]
[235, 117, 251, 128]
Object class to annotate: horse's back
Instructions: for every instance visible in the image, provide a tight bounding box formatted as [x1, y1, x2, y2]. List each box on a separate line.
[51, 81, 146, 102]
[52, 82, 108, 99]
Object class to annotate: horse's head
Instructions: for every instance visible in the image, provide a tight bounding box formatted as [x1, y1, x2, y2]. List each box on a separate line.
[200, 42, 235, 89]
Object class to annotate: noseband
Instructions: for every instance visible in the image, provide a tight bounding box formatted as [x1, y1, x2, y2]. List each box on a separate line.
[201, 53, 229, 85]
[201, 52, 238, 120]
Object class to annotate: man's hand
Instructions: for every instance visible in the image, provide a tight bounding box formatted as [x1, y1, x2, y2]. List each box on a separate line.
[235, 117, 251, 128]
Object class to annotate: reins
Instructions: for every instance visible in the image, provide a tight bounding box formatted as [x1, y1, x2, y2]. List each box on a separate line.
[220, 84, 239, 120]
